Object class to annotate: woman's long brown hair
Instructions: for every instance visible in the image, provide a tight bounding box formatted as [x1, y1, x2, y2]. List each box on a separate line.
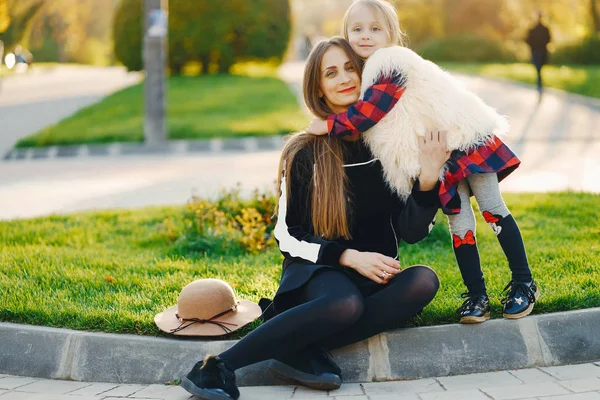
[276, 37, 364, 240]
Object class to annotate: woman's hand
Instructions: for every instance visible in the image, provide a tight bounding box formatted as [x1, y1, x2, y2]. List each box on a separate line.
[339, 249, 402, 284]
[306, 117, 328, 135]
[418, 130, 452, 190]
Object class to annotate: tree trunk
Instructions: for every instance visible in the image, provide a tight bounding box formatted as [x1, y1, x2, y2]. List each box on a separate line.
[592, 0, 600, 34]
[200, 56, 209, 75]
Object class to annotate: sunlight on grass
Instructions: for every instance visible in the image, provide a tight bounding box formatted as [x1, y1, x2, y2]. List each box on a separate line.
[1, 192, 598, 337]
[16, 74, 308, 148]
[442, 63, 600, 99]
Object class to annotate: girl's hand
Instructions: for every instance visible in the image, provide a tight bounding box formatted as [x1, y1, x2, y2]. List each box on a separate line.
[339, 249, 402, 284]
[306, 118, 328, 135]
[418, 130, 451, 190]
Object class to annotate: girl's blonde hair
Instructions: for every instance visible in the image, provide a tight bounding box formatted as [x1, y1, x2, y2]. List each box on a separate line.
[276, 37, 364, 240]
[342, 0, 406, 46]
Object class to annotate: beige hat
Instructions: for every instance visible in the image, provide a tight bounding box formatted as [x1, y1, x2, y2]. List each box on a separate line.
[154, 279, 262, 336]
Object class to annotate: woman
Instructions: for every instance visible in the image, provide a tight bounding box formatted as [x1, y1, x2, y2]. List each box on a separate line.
[180, 37, 450, 400]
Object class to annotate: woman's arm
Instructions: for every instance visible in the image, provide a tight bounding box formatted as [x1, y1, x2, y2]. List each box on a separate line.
[307, 72, 407, 138]
[273, 147, 348, 266]
[394, 180, 440, 244]
[394, 130, 451, 244]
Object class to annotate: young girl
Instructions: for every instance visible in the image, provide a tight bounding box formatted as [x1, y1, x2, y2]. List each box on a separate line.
[308, 0, 539, 324]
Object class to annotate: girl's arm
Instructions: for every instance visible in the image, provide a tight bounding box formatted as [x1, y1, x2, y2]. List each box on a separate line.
[273, 147, 348, 266]
[308, 72, 407, 138]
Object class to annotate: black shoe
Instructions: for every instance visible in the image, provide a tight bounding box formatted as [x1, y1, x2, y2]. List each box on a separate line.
[269, 346, 342, 390]
[501, 279, 540, 319]
[456, 292, 490, 324]
[181, 355, 240, 400]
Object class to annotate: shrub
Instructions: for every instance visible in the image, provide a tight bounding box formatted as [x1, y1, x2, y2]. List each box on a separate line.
[164, 187, 278, 257]
[113, 0, 143, 71]
[417, 34, 517, 63]
[552, 35, 600, 65]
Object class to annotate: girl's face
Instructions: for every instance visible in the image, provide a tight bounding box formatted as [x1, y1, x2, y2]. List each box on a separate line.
[318, 46, 361, 114]
[346, 4, 390, 58]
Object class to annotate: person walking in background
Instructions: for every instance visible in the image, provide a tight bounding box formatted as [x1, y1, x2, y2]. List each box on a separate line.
[526, 11, 551, 96]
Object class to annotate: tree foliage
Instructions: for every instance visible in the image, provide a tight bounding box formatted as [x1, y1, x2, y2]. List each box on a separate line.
[0, 0, 10, 34]
[0, 0, 118, 64]
[113, 0, 291, 74]
[113, 0, 142, 71]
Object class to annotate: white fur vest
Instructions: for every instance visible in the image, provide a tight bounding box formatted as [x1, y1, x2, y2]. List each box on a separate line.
[360, 46, 510, 200]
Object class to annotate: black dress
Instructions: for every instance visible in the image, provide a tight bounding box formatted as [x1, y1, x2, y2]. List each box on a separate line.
[272, 139, 439, 313]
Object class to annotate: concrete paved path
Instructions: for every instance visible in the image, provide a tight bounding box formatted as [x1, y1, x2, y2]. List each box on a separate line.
[0, 65, 141, 157]
[0, 62, 598, 220]
[1, 362, 600, 399]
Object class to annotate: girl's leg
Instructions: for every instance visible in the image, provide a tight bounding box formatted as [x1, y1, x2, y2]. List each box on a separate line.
[467, 173, 532, 282]
[447, 180, 490, 323]
[218, 269, 364, 371]
[319, 265, 439, 350]
[447, 180, 486, 295]
[467, 173, 538, 319]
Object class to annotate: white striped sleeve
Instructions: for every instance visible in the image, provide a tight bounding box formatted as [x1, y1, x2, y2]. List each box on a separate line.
[273, 176, 321, 263]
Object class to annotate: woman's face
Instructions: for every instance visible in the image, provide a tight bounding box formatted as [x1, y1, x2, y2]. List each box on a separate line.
[346, 4, 390, 58]
[318, 46, 361, 114]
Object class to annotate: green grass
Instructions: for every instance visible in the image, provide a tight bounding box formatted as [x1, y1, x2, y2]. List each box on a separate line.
[1, 192, 599, 338]
[15, 73, 308, 148]
[442, 63, 600, 99]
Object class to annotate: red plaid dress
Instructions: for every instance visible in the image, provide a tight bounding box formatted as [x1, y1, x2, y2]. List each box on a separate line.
[326, 74, 520, 215]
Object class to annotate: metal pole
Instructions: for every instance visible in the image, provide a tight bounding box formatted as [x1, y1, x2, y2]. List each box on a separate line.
[143, 0, 168, 146]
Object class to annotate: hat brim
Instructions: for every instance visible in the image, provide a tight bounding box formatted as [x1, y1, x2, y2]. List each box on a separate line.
[154, 299, 262, 336]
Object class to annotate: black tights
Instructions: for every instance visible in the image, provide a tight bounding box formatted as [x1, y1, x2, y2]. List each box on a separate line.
[219, 266, 439, 371]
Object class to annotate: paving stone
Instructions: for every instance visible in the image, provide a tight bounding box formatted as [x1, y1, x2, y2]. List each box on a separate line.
[366, 394, 420, 400]
[362, 379, 444, 395]
[13, 379, 90, 394]
[541, 364, 600, 380]
[0, 393, 97, 400]
[419, 389, 490, 400]
[558, 378, 600, 393]
[129, 384, 192, 399]
[436, 371, 522, 390]
[332, 396, 368, 400]
[64, 382, 120, 396]
[98, 384, 147, 397]
[508, 368, 558, 384]
[329, 383, 363, 396]
[238, 385, 295, 400]
[538, 393, 600, 400]
[292, 386, 330, 397]
[0, 377, 39, 390]
[481, 382, 570, 399]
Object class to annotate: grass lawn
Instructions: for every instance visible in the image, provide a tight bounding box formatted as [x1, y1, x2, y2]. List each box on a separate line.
[1, 192, 598, 338]
[15, 73, 309, 148]
[442, 63, 600, 99]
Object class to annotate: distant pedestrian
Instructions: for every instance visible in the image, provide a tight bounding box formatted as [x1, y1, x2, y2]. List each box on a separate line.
[525, 11, 551, 95]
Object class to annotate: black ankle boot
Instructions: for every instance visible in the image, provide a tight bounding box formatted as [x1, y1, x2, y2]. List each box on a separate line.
[269, 346, 342, 390]
[456, 292, 490, 324]
[181, 355, 240, 400]
[501, 279, 540, 319]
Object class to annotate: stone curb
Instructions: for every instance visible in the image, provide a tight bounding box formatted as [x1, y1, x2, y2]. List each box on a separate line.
[2, 136, 286, 161]
[1, 307, 599, 386]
